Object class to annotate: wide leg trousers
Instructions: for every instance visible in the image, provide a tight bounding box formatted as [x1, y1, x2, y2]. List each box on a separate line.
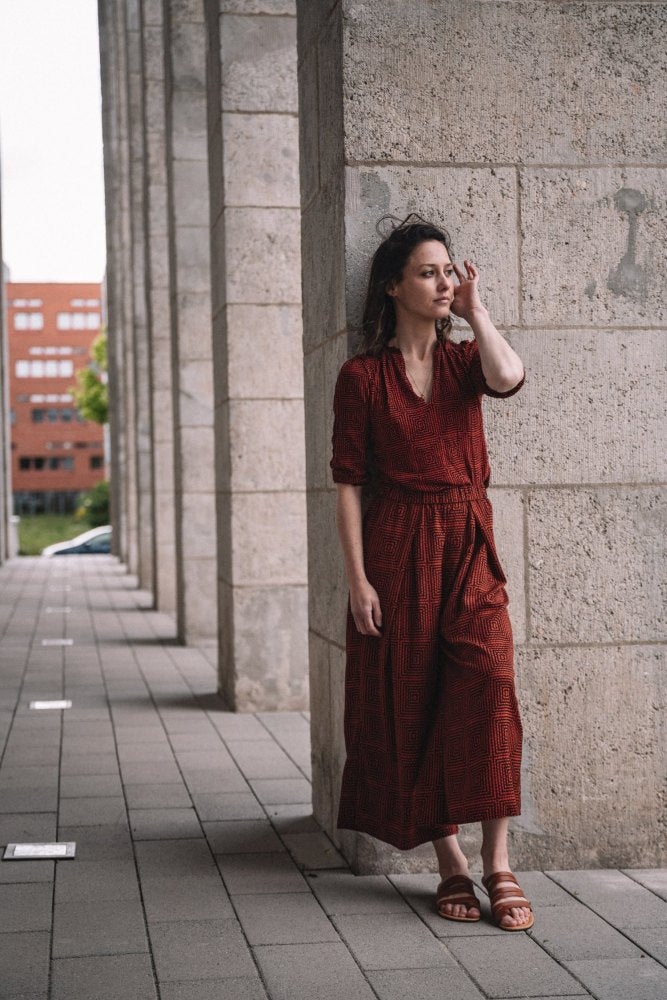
[336, 482, 523, 851]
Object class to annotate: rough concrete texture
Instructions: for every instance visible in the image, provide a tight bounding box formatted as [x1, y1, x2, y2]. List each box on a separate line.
[341, 0, 667, 164]
[527, 488, 665, 643]
[521, 169, 667, 327]
[515, 644, 666, 869]
[494, 329, 666, 486]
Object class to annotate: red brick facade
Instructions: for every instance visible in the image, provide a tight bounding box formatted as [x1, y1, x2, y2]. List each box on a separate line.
[8, 282, 105, 512]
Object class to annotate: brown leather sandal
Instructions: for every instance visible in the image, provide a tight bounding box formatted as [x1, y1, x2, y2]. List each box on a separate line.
[481, 870, 534, 931]
[436, 873, 481, 922]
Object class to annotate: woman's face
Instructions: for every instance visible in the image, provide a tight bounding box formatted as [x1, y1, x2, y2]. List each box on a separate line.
[387, 240, 455, 324]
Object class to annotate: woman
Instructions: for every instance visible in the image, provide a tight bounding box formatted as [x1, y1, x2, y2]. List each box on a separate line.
[330, 214, 534, 931]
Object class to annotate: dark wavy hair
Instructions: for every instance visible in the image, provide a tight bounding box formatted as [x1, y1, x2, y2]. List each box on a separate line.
[355, 212, 455, 357]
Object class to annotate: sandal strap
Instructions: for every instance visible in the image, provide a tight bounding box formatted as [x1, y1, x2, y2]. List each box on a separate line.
[482, 871, 532, 915]
[436, 874, 480, 908]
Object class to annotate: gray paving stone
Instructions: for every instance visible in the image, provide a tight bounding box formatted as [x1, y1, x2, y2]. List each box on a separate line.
[309, 872, 412, 915]
[142, 874, 234, 922]
[282, 831, 348, 870]
[57, 823, 134, 861]
[2, 745, 59, 766]
[622, 868, 667, 902]
[204, 819, 285, 854]
[528, 902, 644, 960]
[159, 979, 267, 1000]
[134, 839, 219, 879]
[248, 778, 312, 805]
[209, 712, 273, 741]
[0, 787, 58, 813]
[547, 869, 667, 928]
[180, 768, 249, 793]
[446, 934, 588, 997]
[59, 796, 127, 826]
[120, 761, 184, 784]
[191, 791, 265, 821]
[0, 766, 59, 788]
[226, 740, 303, 779]
[0, 930, 50, 995]
[332, 911, 455, 970]
[367, 966, 485, 1000]
[129, 808, 204, 840]
[622, 925, 667, 965]
[253, 942, 378, 1000]
[564, 956, 667, 1000]
[149, 919, 256, 982]
[55, 859, 141, 902]
[59, 773, 124, 798]
[265, 803, 322, 832]
[60, 753, 119, 776]
[169, 733, 225, 752]
[50, 953, 157, 1000]
[216, 851, 311, 895]
[235, 891, 341, 945]
[117, 742, 175, 762]
[114, 726, 169, 744]
[174, 751, 236, 772]
[62, 737, 116, 756]
[0, 882, 52, 931]
[0, 859, 54, 883]
[0, 811, 56, 844]
[124, 783, 192, 809]
[52, 898, 149, 957]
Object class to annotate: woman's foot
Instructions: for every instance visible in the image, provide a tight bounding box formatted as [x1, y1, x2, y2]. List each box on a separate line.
[436, 872, 481, 921]
[432, 835, 480, 920]
[482, 870, 534, 930]
[480, 818, 533, 929]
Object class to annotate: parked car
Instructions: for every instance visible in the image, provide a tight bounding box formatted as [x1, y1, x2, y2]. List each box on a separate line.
[41, 525, 112, 557]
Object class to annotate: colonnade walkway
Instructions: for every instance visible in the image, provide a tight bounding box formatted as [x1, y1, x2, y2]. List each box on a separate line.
[1, 555, 665, 1000]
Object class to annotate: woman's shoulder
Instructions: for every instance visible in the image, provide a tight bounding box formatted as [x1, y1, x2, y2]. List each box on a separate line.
[336, 350, 379, 380]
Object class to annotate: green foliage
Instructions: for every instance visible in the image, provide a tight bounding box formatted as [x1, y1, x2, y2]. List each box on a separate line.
[18, 514, 82, 556]
[76, 480, 110, 528]
[71, 330, 108, 425]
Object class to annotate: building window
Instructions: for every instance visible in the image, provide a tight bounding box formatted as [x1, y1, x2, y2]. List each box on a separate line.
[90, 455, 103, 469]
[62, 456, 74, 470]
[57, 312, 71, 330]
[86, 312, 101, 329]
[19, 457, 30, 470]
[31, 409, 44, 423]
[14, 312, 43, 330]
[15, 359, 74, 378]
[15, 360, 30, 377]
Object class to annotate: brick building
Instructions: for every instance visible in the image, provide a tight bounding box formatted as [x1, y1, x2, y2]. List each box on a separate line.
[7, 281, 105, 514]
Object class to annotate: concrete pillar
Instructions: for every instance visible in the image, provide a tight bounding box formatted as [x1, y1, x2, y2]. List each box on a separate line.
[204, 0, 309, 710]
[163, 0, 218, 644]
[99, 0, 138, 571]
[140, 0, 178, 613]
[126, 0, 155, 594]
[297, 0, 666, 871]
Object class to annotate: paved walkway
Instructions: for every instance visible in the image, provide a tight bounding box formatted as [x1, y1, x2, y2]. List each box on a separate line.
[0, 555, 665, 1000]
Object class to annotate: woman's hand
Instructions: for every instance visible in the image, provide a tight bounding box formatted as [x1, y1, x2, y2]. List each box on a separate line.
[350, 579, 383, 637]
[450, 259, 486, 324]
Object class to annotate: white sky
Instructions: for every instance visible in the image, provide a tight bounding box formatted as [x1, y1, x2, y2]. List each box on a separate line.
[0, 0, 106, 282]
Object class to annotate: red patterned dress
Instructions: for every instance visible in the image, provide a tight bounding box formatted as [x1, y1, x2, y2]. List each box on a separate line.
[330, 336, 526, 850]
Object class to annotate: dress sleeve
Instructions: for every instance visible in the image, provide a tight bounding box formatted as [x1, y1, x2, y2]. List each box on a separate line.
[330, 356, 372, 485]
[460, 337, 526, 398]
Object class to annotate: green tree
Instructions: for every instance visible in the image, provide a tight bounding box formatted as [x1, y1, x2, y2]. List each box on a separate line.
[71, 330, 108, 424]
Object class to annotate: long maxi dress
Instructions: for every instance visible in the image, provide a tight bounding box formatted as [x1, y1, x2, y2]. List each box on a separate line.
[330, 335, 526, 851]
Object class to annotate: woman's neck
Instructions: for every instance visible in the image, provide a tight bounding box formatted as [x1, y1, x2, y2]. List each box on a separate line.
[388, 325, 438, 361]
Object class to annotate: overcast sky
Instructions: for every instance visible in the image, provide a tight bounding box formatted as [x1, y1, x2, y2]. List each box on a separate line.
[0, 0, 106, 282]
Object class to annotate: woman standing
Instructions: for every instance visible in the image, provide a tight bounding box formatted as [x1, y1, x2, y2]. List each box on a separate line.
[330, 214, 534, 931]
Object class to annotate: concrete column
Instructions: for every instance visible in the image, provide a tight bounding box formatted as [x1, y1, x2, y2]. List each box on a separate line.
[204, 0, 309, 710]
[99, 0, 138, 571]
[126, 0, 155, 593]
[140, 0, 178, 613]
[297, 0, 666, 871]
[163, 0, 218, 644]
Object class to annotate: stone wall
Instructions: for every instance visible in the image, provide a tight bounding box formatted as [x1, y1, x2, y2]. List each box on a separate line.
[297, 0, 666, 871]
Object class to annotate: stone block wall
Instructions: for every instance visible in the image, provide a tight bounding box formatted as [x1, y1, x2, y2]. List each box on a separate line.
[205, 0, 309, 710]
[0, 167, 10, 565]
[297, 0, 666, 871]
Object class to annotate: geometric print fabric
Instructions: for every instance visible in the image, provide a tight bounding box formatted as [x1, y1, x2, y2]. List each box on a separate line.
[331, 338, 526, 850]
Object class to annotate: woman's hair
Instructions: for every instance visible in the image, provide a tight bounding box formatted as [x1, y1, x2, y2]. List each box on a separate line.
[356, 212, 455, 356]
